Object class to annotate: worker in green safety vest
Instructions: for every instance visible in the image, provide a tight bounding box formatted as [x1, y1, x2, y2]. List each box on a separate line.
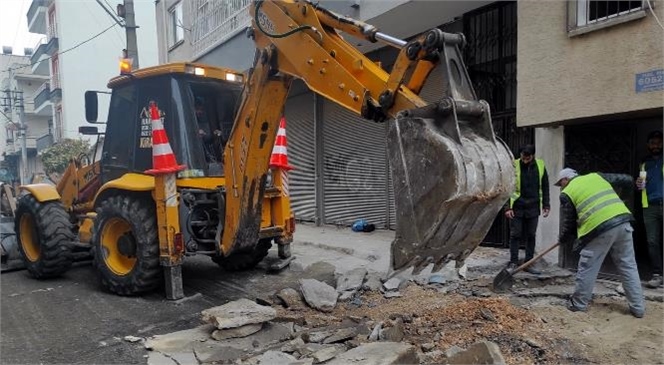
[636, 130, 663, 289]
[555, 168, 644, 318]
[504, 144, 550, 274]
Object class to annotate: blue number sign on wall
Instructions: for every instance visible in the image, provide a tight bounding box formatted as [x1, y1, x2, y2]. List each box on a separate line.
[636, 69, 664, 93]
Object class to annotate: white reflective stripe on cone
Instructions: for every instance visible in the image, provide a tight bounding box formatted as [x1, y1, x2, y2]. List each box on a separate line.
[152, 143, 174, 156]
[151, 120, 165, 131]
[276, 128, 286, 137]
[271, 145, 288, 155]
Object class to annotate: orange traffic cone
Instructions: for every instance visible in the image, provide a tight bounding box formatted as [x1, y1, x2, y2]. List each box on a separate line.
[145, 101, 186, 175]
[269, 117, 293, 170]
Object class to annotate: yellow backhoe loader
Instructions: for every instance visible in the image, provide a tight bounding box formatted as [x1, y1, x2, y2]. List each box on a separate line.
[13, 0, 514, 299]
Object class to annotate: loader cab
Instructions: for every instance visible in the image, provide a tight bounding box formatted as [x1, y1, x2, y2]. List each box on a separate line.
[97, 64, 243, 183]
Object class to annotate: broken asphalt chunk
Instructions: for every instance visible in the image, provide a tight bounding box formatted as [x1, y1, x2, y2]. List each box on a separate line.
[299, 279, 337, 313]
[201, 298, 277, 329]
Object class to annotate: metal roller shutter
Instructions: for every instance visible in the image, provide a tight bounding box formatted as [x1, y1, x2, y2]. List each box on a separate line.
[322, 101, 390, 228]
[284, 92, 316, 222]
[418, 64, 444, 103]
[387, 164, 396, 230]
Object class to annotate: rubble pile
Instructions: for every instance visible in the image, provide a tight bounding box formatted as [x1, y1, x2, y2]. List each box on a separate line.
[414, 296, 556, 364]
[141, 266, 579, 365]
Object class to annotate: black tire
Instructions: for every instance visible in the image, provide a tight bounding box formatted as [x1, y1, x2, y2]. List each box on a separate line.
[14, 194, 74, 278]
[212, 239, 272, 271]
[91, 195, 161, 295]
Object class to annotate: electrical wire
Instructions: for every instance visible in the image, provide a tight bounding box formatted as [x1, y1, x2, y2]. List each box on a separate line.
[647, 0, 664, 31]
[1, 23, 119, 74]
[0, 109, 13, 122]
[11, 0, 28, 52]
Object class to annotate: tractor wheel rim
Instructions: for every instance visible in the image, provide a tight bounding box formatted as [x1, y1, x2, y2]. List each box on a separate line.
[101, 217, 136, 276]
[20, 214, 40, 262]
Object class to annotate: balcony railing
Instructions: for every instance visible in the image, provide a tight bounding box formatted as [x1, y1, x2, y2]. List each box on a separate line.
[36, 134, 54, 153]
[27, 0, 48, 34]
[190, 0, 252, 59]
[27, 0, 47, 21]
[33, 81, 50, 109]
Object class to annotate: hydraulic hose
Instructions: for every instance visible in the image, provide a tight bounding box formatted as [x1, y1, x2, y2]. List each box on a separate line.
[254, 0, 317, 39]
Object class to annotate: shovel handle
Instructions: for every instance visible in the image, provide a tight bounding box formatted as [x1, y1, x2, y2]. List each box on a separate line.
[513, 242, 560, 274]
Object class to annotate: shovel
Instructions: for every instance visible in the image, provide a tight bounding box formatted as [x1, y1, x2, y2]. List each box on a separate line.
[492, 242, 560, 293]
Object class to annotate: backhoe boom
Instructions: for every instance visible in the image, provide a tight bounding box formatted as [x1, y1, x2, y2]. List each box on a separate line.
[222, 0, 515, 273]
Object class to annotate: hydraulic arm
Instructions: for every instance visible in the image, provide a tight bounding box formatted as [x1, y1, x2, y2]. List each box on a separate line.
[222, 0, 515, 273]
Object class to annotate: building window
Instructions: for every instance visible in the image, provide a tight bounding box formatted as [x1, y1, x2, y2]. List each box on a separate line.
[578, 0, 643, 26]
[54, 105, 63, 141]
[47, 5, 58, 40]
[569, 0, 647, 35]
[51, 54, 60, 89]
[169, 2, 184, 48]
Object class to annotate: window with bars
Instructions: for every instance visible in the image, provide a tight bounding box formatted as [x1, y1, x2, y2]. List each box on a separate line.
[569, 0, 647, 33]
[579, 0, 643, 25]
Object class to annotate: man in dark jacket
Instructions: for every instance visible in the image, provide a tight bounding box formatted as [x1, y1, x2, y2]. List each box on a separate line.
[555, 168, 644, 318]
[505, 144, 550, 273]
[636, 130, 663, 288]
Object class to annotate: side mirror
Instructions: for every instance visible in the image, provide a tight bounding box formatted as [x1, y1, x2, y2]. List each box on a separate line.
[79, 126, 99, 135]
[85, 90, 98, 123]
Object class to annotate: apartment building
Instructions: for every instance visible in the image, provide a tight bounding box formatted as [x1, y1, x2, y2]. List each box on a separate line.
[26, 0, 160, 145]
[1, 49, 51, 184]
[518, 1, 663, 276]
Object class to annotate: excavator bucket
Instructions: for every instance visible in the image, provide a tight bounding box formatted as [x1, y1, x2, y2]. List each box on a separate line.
[387, 36, 515, 274]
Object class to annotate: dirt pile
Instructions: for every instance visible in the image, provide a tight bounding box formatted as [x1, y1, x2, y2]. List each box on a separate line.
[283, 286, 583, 364]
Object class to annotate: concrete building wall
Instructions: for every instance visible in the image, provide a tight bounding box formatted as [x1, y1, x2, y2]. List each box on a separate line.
[195, 33, 254, 71]
[517, 1, 664, 127]
[359, 0, 409, 20]
[155, 0, 193, 63]
[534, 127, 565, 263]
[56, 0, 159, 138]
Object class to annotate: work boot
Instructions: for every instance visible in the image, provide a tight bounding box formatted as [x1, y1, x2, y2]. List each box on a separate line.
[646, 274, 663, 289]
[566, 299, 586, 313]
[507, 262, 518, 271]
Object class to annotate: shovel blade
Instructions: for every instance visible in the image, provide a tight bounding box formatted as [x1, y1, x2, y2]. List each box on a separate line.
[492, 268, 514, 293]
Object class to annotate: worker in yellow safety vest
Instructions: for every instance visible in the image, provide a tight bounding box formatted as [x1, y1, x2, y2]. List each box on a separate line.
[555, 168, 644, 318]
[504, 144, 550, 274]
[636, 130, 663, 288]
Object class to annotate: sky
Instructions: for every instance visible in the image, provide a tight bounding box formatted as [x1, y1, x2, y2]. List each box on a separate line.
[0, 0, 45, 56]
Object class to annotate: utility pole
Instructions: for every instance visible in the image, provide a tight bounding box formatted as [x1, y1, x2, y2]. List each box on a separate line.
[123, 0, 139, 69]
[1, 87, 28, 185]
[16, 90, 28, 186]
[95, 0, 139, 69]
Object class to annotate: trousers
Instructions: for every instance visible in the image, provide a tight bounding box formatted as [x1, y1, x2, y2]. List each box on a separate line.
[643, 204, 663, 275]
[509, 216, 538, 264]
[571, 223, 645, 315]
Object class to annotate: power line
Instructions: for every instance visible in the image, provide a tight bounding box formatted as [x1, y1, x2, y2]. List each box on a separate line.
[0, 109, 13, 122]
[11, 0, 28, 52]
[1, 23, 119, 74]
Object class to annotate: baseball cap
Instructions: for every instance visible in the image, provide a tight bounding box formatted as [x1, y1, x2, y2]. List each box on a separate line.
[554, 168, 578, 186]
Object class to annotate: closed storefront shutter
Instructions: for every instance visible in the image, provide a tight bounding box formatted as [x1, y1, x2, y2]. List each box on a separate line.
[417, 65, 444, 104]
[322, 101, 390, 227]
[284, 92, 316, 222]
[387, 164, 396, 230]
